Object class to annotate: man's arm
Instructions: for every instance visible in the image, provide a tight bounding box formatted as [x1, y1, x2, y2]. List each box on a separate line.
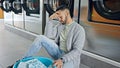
[44, 13, 60, 40]
[49, 12, 60, 20]
[44, 20, 58, 40]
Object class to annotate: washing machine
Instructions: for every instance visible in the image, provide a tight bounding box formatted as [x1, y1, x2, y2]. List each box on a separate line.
[23, 0, 43, 34]
[11, 0, 24, 29]
[88, 0, 120, 25]
[44, 0, 85, 24]
[83, 0, 120, 63]
[1, 0, 13, 25]
[44, 0, 74, 17]
[0, 0, 12, 12]
[44, 0, 83, 33]
[11, 0, 22, 14]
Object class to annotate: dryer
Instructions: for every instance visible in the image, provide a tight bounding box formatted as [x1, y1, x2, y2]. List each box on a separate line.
[23, 0, 40, 15]
[1, 0, 13, 25]
[11, 0, 22, 14]
[44, 0, 84, 24]
[88, 0, 120, 25]
[0, 0, 12, 12]
[23, 0, 43, 34]
[83, 0, 120, 63]
[44, 0, 74, 17]
[12, 0, 24, 29]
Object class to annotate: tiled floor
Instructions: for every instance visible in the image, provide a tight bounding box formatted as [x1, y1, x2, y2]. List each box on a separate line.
[0, 21, 50, 68]
[0, 20, 33, 68]
[0, 19, 89, 68]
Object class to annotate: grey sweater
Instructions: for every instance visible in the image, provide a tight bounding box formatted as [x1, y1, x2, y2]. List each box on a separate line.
[45, 20, 85, 68]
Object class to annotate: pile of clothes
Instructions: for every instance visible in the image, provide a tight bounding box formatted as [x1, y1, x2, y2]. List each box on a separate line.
[17, 59, 47, 68]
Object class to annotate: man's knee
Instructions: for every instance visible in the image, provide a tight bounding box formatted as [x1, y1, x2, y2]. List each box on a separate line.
[36, 35, 46, 42]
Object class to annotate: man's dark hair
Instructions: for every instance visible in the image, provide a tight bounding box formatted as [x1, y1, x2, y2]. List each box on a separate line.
[56, 5, 69, 11]
[56, 5, 73, 18]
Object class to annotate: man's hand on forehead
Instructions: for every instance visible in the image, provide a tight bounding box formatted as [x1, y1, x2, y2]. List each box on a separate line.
[49, 13, 59, 20]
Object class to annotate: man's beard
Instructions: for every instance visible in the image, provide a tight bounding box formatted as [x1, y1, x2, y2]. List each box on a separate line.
[62, 16, 67, 25]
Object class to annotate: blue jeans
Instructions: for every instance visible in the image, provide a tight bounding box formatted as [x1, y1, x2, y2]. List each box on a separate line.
[23, 35, 74, 68]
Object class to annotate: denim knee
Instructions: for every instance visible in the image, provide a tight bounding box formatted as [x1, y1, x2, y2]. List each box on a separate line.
[36, 35, 46, 42]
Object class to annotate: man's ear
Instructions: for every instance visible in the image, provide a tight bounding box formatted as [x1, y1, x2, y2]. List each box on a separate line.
[64, 9, 69, 16]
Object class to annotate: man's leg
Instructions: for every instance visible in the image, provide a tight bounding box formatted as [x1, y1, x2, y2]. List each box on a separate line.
[24, 35, 62, 59]
[7, 35, 62, 68]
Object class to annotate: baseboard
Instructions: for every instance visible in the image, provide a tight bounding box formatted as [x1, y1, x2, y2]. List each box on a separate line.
[5, 24, 38, 41]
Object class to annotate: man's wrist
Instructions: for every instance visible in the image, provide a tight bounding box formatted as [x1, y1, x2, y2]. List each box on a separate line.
[60, 58, 65, 63]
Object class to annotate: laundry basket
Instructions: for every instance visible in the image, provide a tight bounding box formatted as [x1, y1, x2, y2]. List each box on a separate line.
[13, 56, 56, 68]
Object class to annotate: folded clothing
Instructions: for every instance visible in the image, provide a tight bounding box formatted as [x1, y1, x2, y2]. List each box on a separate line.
[17, 59, 47, 68]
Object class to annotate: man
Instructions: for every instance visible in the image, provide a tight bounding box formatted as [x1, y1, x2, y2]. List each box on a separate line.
[8, 5, 85, 68]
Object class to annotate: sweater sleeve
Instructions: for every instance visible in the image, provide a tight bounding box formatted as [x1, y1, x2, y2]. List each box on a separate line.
[61, 27, 85, 63]
[44, 20, 59, 40]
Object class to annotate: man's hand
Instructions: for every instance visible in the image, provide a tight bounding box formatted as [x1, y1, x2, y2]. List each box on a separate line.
[49, 13, 59, 20]
[53, 59, 63, 68]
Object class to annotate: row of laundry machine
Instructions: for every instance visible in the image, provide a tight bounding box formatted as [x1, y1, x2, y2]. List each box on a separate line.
[0, 0, 43, 34]
[0, 0, 76, 34]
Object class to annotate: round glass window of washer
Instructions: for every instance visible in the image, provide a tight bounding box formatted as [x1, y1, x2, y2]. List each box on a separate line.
[48, 0, 71, 11]
[3, 1, 10, 10]
[104, 0, 120, 13]
[26, 0, 39, 10]
[13, 0, 21, 10]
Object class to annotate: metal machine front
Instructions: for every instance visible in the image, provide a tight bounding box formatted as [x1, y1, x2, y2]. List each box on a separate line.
[23, 0, 40, 15]
[12, 0, 24, 29]
[94, 0, 120, 20]
[44, 0, 74, 17]
[1, 0, 13, 25]
[24, 0, 43, 34]
[11, 0, 22, 14]
[84, 0, 120, 63]
[88, 0, 120, 25]
[0, 0, 12, 12]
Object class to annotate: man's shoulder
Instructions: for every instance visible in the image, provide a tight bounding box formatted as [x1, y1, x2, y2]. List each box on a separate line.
[73, 21, 84, 29]
[73, 21, 85, 33]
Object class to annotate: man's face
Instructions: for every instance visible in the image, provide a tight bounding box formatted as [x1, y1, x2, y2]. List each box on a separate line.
[55, 10, 67, 24]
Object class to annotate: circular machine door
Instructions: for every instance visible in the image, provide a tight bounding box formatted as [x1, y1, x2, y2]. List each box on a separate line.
[0, 0, 12, 12]
[44, 0, 74, 16]
[93, 0, 120, 20]
[23, 0, 40, 15]
[11, 0, 22, 14]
